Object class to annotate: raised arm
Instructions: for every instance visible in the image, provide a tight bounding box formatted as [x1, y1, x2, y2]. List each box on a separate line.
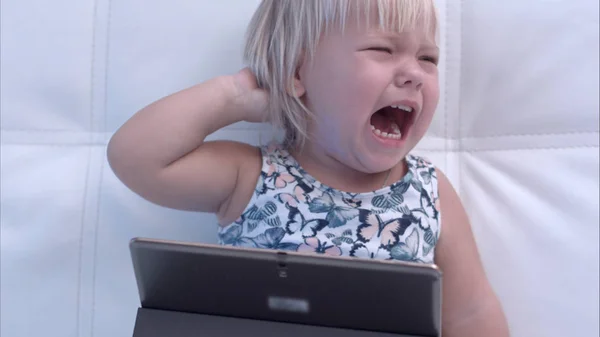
[106, 69, 267, 222]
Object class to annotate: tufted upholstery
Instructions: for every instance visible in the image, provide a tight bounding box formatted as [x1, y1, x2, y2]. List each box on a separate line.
[1, 1, 598, 336]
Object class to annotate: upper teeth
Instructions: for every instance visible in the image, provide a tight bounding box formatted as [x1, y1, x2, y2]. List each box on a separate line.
[390, 105, 413, 112]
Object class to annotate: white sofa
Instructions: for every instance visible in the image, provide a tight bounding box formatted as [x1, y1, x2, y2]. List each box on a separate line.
[1, 1, 598, 336]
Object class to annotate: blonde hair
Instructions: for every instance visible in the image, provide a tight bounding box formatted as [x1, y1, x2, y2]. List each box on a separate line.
[243, 0, 439, 149]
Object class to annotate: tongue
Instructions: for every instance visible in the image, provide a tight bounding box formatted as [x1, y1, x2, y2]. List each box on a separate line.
[370, 110, 393, 132]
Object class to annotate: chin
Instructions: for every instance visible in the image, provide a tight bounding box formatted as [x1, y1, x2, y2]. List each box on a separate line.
[354, 147, 409, 174]
[354, 138, 412, 171]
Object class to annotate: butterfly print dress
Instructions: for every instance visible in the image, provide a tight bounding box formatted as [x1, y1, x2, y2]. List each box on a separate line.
[217, 142, 441, 264]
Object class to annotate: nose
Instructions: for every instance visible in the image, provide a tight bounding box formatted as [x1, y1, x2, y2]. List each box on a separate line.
[393, 60, 424, 90]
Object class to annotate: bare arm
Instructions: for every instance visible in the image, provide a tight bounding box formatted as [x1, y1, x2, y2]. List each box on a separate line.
[107, 70, 266, 219]
[435, 169, 511, 337]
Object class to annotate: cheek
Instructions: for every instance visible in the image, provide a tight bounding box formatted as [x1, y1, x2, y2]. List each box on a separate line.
[306, 67, 379, 127]
[422, 74, 440, 109]
[302, 66, 349, 115]
[334, 68, 387, 119]
[414, 112, 436, 136]
[413, 80, 440, 136]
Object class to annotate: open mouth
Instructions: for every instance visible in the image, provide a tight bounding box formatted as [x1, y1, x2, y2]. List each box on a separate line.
[369, 104, 415, 141]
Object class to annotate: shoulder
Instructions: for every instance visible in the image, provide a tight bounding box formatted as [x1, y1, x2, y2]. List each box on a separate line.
[433, 167, 486, 310]
[260, 141, 295, 166]
[215, 141, 266, 225]
[435, 169, 461, 215]
[434, 169, 481, 245]
[405, 154, 440, 199]
[406, 154, 438, 179]
[433, 168, 510, 333]
[217, 141, 288, 225]
[406, 153, 435, 167]
[432, 168, 468, 241]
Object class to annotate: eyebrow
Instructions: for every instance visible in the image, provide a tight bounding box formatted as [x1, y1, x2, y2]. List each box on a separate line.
[421, 45, 440, 53]
[365, 33, 440, 52]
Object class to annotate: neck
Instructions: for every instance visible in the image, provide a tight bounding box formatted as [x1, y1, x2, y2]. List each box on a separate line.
[289, 141, 406, 193]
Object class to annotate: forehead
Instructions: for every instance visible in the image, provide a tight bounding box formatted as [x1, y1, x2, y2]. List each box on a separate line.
[326, 0, 438, 43]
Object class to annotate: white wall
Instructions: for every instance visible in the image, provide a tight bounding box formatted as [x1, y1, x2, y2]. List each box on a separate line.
[1, 1, 598, 336]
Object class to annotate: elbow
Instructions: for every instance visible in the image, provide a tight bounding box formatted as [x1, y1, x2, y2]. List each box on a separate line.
[106, 131, 143, 190]
[105, 133, 168, 208]
[106, 133, 127, 180]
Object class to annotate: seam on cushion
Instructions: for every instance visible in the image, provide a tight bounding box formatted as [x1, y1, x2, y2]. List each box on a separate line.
[3, 133, 597, 147]
[77, 147, 93, 337]
[443, 0, 450, 174]
[1, 129, 97, 132]
[90, 3, 99, 134]
[2, 129, 597, 137]
[77, 0, 103, 334]
[0, 143, 109, 147]
[5, 128, 595, 138]
[90, 153, 106, 337]
[458, 0, 465, 199]
[423, 145, 600, 152]
[2, 144, 596, 152]
[445, 131, 600, 138]
[102, 4, 112, 135]
[463, 145, 599, 152]
[1, 124, 264, 133]
[92, 0, 113, 334]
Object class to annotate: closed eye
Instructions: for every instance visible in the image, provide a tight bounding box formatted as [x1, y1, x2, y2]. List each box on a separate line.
[367, 47, 393, 54]
[419, 55, 439, 65]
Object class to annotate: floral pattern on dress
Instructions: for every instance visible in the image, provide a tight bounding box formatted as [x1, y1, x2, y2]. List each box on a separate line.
[218, 142, 441, 264]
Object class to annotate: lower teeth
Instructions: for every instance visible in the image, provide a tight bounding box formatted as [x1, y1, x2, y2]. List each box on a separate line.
[370, 124, 402, 139]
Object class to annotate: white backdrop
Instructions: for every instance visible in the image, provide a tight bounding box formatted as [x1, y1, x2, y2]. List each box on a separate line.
[1, 0, 598, 336]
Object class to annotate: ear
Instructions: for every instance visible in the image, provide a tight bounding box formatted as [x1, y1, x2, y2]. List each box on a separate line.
[288, 56, 307, 98]
[288, 68, 306, 98]
[291, 75, 306, 97]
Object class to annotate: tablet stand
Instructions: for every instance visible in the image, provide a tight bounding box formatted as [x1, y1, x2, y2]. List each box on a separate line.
[132, 307, 418, 337]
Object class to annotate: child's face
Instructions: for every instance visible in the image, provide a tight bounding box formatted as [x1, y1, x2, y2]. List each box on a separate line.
[297, 15, 439, 174]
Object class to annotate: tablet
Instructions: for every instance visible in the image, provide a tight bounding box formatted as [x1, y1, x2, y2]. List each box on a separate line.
[129, 237, 442, 337]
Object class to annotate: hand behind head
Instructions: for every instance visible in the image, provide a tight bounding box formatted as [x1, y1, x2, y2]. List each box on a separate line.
[230, 68, 270, 123]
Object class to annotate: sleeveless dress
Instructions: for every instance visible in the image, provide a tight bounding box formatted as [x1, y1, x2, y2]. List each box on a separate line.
[217, 142, 441, 264]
